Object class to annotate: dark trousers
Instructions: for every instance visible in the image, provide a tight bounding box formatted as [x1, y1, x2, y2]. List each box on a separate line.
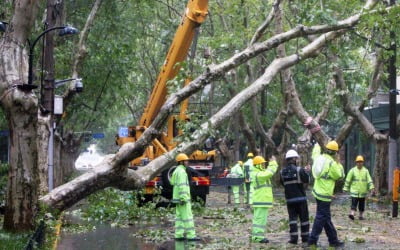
[308, 199, 339, 245]
[351, 197, 365, 212]
[287, 201, 309, 242]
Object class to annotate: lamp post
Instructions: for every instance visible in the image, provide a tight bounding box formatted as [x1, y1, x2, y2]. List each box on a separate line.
[24, 26, 79, 91]
[26, 25, 79, 191]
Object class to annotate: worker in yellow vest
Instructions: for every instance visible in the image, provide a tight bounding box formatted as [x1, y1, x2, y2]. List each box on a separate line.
[243, 153, 254, 206]
[250, 155, 278, 243]
[343, 155, 375, 220]
[230, 160, 244, 206]
[308, 141, 345, 248]
[171, 153, 200, 241]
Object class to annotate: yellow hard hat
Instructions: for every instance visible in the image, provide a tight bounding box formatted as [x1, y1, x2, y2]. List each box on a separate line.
[176, 153, 189, 162]
[355, 155, 364, 162]
[253, 156, 266, 165]
[238, 161, 243, 165]
[325, 141, 339, 151]
[247, 152, 254, 157]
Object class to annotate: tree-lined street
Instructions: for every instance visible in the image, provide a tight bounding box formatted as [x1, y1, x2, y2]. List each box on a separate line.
[1, 0, 400, 248]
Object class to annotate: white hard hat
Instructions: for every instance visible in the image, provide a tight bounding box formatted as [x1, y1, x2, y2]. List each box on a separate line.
[285, 149, 299, 159]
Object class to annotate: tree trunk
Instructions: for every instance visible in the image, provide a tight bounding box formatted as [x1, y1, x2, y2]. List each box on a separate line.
[4, 110, 39, 231]
[1, 0, 42, 231]
[374, 139, 388, 194]
[37, 115, 50, 195]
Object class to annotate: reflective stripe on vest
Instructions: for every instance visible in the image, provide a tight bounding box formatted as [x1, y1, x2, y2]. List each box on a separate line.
[252, 224, 265, 229]
[254, 172, 271, 190]
[283, 180, 300, 185]
[312, 189, 332, 200]
[282, 166, 302, 185]
[351, 192, 367, 197]
[253, 202, 273, 206]
[353, 178, 367, 182]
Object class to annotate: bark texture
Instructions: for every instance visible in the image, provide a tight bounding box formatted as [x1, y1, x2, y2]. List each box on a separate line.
[0, 0, 41, 231]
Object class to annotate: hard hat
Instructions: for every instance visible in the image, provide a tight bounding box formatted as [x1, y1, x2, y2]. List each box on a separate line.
[253, 156, 266, 165]
[247, 152, 254, 157]
[176, 153, 189, 162]
[285, 149, 299, 159]
[355, 155, 364, 162]
[325, 141, 339, 151]
[238, 161, 243, 165]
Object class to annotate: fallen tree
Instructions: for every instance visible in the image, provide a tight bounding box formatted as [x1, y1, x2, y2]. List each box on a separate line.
[40, 0, 384, 211]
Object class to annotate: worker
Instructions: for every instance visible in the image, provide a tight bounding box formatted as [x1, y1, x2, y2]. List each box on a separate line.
[343, 155, 375, 220]
[230, 161, 244, 206]
[308, 141, 345, 248]
[251, 155, 278, 243]
[171, 153, 200, 241]
[244, 152, 254, 206]
[280, 149, 310, 245]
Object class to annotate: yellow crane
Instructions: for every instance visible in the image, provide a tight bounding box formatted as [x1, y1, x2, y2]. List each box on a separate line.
[116, 0, 215, 203]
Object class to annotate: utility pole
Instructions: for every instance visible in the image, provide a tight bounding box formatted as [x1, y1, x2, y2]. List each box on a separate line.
[388, 0, 398, 218]
[43, 0, 57, 191]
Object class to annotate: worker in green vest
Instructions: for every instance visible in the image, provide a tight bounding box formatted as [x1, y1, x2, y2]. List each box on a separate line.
[308, 140, 345, 248]
[250, 155, 278, 243]
[343, 155, 375, 220]
[230, 160, 244, 206]
[171, 153, 200, 241]
[244, 152, 254, 206]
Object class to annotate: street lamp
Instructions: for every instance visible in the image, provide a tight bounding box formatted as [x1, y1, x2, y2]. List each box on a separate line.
[55, 78, 83, 92]
[0, 21, 7, 32]
[19, 25, 79, 91]
[25, 25, 79, 191]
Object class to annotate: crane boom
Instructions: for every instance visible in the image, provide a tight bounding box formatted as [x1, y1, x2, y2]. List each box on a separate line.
[139, 0, 208, 127]
[116, 1, 215, 204]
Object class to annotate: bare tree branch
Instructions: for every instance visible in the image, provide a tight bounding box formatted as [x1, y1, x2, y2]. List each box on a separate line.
[250, 0, 282, 44]
[63, 0, 103, 107]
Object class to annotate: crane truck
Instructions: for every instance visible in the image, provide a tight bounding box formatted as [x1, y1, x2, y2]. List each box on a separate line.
[116, 0, 215, 203]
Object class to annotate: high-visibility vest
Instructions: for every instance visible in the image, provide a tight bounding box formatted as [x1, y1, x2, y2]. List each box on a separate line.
[230, 163, 244, 178]
[251, 161, 278, 207]
[312, 154, 344, 202]
[343, 166, 374, 198]
[171, 165, 191, 203]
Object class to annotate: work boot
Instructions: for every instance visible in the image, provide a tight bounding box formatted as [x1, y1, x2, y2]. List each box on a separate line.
[329, 240, 345, 248]
[288, 239, 297, 244]
[348, 214, 354, 220]
[307, 241, 318, 249]
[187, 237, 201, 241]
[259, 238, 269, 243]
[359, 216, 365, 220]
